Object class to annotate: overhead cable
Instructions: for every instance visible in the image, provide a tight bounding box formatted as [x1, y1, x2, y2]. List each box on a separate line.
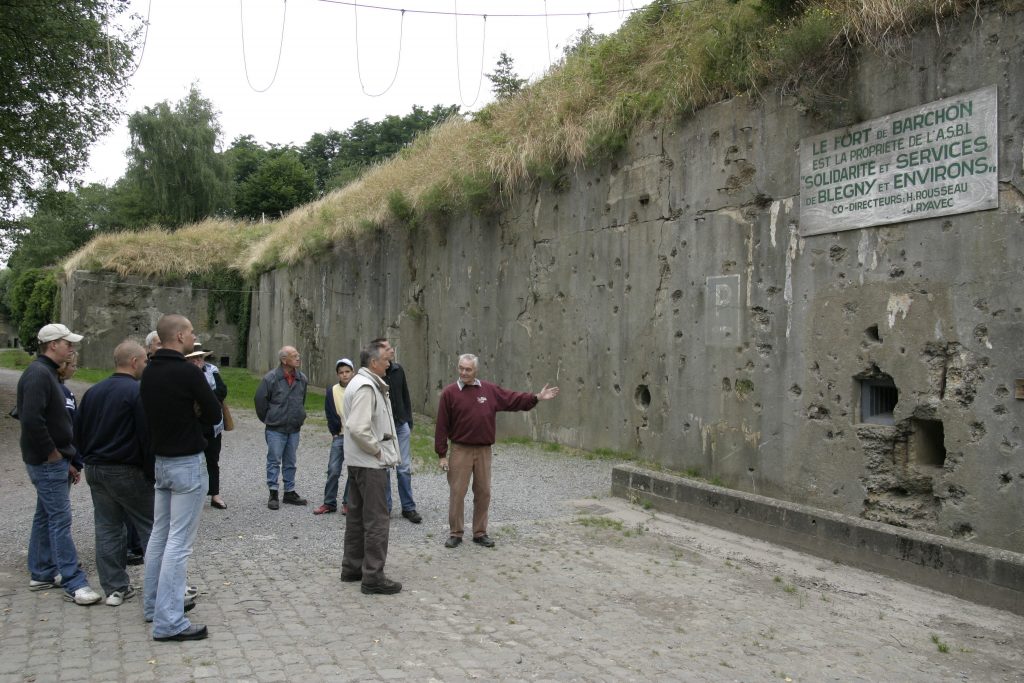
[353, 2, 405, 97]
[240, 0, 289, 93]
[453, 0, 487, 108]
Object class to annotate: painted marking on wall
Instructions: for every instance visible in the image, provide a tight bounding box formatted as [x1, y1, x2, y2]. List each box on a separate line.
[887, 293, 913, 328]
[706, 274, 742, 347]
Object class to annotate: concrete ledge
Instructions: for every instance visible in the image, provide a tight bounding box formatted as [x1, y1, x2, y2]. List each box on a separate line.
[612, 464, 1024, 615]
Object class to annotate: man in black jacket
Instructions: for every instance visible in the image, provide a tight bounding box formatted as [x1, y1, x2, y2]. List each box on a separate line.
[373, 337, 421, 524]
[139, 315, 221, 642]
[19, 323, 103, 606]
[75, 340, 151, 607]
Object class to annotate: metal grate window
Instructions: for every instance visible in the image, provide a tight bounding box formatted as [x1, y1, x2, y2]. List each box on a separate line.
[860, 379, 898, 425]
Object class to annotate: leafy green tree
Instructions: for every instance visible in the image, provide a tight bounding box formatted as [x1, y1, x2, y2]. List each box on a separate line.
[6, 188, 95, 271]
[6, 268, 58, 353]
[121, 86, 231, 227]
[485, 52, 527, 99]
[234, 149, 315, 220]
[298, 131, 344, 196]
[300, 104, 460, 194]
[0, 0, 138, 222]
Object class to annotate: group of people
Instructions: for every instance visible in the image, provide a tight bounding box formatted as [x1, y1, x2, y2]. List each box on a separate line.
[19, 315, 224, 642]
[19, 314, 559, 640]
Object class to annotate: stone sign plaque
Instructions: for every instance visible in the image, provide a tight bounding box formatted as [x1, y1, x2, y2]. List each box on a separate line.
[799, 86, 998, 236]
[706, 274, 741, 347]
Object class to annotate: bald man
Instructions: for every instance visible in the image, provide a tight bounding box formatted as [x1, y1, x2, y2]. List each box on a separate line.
[255, 346, 309, 509]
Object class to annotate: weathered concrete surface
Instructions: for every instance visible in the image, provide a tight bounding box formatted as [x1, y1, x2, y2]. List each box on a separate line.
[1, 369, 1023, 681]
[244, 6, 1024, 553]
[614, 463, 1024, 616]
[59, 271, 242, 369]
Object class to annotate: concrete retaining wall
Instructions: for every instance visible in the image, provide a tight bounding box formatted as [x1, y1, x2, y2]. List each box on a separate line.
[613, 463, 1024, 615]
[59, 271, 241, 369]
[247, 6, 1024, 554]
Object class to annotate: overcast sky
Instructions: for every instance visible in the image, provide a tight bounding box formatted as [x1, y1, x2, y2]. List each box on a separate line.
[83, 0, 639, 185]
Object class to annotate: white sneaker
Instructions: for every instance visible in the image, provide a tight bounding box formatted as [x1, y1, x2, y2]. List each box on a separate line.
[105, 586, 136, 606]
[184, 584, 199, 600]
[29, 574, 62, 591]
[63, 586, 102, 605]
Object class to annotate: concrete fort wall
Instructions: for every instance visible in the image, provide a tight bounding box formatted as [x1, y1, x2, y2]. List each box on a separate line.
[250, 5, 1024, 553]
[58, 5, 1024, 554]
[59, 271, 242, 369]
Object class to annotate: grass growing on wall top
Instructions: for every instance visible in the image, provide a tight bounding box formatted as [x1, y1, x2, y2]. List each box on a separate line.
[62, 219, 271, 280]
[63, 0, 995, 279]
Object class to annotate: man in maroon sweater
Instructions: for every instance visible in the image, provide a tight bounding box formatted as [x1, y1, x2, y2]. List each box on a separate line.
[435, 353, 559, 548]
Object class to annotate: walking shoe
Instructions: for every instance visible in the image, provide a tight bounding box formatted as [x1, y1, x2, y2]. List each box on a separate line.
[63, 586, 102, 605]
[105, 586, 136, 606]
[282, 490, 308, 506]
[341, 503, 348, 515]
[472, 535, 496, 548]
[444, 536, 462, 548]
[360, 578, 402, 595]
[29, 574, 62, 591]
[154, 624, 208, 642]
[268, 490, 279, 510]
[313, 504, 336, 515]
[126, 551, 144, 566]
[401, 509, 423, 524]
[184, 585, 199, 600]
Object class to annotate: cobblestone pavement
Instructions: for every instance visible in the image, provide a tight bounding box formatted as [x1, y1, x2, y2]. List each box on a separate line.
[1, 368, 1023, 682]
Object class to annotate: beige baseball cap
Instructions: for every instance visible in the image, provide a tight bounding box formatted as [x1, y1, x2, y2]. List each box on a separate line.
[37, 323, 83, 343]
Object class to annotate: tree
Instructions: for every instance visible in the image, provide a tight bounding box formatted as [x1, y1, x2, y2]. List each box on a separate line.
[234, 149, 315, 220]
[0, 0, 138, 221]
[121, 86, 231, 227]
[6, 188, 95, 271]
[485, 52, 527, 99]
[6, 268, 58, 353]
[300, 104, 460, 194]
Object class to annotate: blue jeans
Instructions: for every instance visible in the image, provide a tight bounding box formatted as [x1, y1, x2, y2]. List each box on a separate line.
[25, 459, 88, 594]
[265, 430, 300, 492]
[144, 454, 206, 639]
[322, 435, 349, 509]
[386, 421, 416, 513]
[86, 463, 154, 595]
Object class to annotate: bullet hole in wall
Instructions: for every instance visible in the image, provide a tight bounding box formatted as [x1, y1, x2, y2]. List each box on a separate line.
[634, 385, 651, 410]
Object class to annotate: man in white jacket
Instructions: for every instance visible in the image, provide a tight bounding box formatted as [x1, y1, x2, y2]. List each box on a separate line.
[340, 342, 402, 595]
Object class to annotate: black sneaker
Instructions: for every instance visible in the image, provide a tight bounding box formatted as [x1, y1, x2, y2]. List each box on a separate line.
[126, 551, 144, 566]
[268, 491, 279, 510]
[361, 578, 402, 595]
[444, 536, 462, 548]
[472, 535, 496, 548]
[282, 491, 307, 506]
[401, 509, 423, 524]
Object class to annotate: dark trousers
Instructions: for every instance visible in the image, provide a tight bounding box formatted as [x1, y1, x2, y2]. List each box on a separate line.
[204, 433, 222, 496]
[341, 466, 391, 585]
[85, 463, 155, 595]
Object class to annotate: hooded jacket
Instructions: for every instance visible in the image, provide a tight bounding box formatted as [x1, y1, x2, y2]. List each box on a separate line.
[343, 367, 400, 469]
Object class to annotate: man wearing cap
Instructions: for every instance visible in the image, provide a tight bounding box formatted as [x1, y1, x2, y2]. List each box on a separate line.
[313, 358, 355, 515]
[75, 340, 152, 607]
[435, 353, 560, 549]
[18, 323, 102, 605]
[255, 345, 309, 509]
[140, 314, 221, 641]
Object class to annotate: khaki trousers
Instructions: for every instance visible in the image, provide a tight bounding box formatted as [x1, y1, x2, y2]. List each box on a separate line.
[447, 443, 492, 539]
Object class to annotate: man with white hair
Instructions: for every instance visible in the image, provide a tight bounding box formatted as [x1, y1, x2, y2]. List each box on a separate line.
[255, 345, 309, 509]
[435, 353, 559, 549]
